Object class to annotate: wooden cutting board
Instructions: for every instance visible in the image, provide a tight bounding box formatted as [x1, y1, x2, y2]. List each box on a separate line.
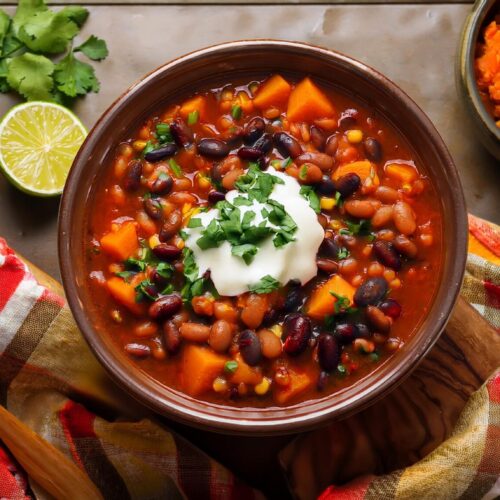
[23, 257, 500, 499]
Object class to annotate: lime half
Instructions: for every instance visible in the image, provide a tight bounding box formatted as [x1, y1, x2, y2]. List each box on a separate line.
[0, 101, 87, 196]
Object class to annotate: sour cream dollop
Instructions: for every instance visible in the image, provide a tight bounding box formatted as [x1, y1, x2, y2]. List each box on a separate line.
[184, 168, 324, 296]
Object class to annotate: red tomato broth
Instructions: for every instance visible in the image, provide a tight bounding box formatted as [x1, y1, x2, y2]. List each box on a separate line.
[85, 74, 442, 408]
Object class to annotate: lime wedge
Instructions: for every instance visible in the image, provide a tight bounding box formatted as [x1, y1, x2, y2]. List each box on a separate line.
[0, 101, 87, 197]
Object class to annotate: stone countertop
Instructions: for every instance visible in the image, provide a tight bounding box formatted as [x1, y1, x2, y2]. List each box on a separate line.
[0, 3, 498, 278]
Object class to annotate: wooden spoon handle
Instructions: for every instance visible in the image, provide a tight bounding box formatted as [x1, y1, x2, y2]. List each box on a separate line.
[0, 405, 103, 500]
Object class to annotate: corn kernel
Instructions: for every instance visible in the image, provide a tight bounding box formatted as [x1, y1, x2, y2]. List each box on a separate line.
[132, 140, 147, 151]
[329, 219, 344, 231]
[175, 237, 185, 250]
[182, 203, 192, 215]
[269, 324, 283, 339]
[390, 278, 402, 289]
[320, 197, 336, 210]
[149, 234, 161, 249]
[254, 377, 271, 396]
[212, 376, 228, 393]
[197, 175, 212, 190]
[346, 129, 363, 144]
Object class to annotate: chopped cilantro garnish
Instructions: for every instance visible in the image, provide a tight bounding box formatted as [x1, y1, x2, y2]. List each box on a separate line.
[235, 163, 284, 202]
[334, 191, 343, 208]
[155, 122, 173, 143]
[142, 140, 156, 156]
[248, 275, 281, 294]
[169, 158, 182, 178]
[299, 185, 321, 214]
[370, 352, 380, 362]
[337, 364, 347, 376]
[346, 219, 371, 236]
[187, 110, 199, 125]
[231, 104, 242, 120]
[299, 165, 308, 180]
[282, 157, 292, 168]
[187, 217, 202, 228]
[155, 262, 173, 279]
[224, 360, 239, 373]
[115, 270, 135, 282]
[135, 279, 156, 302]
[330, 292, 357, 315]
[337, 247, 350, 260]
[231, 243, 258, 265]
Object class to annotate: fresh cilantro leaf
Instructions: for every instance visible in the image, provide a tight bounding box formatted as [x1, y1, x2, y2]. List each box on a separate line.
[187, 110, 199, 125]
[345, 219, 371, 236]
[2, 31, 24, 59]
[74, 34, 108, 61]
[231, 243, 258, 265]
[155, 262, 173, 279]
[169, 158, 182, 178]
[334, 191, 343, 208]
[182, 248, 200, 283]
[12, 0, 47, 35]
[233, 195, 252, 207]
[190, 278, 205, 297]
[155, 122, 173, 143]
[299, 165, 308, 180]
[337, 247, 350, 260]
[124, 257, 147, 272]
[196, 219, 224, 249]
[115, 270, 135, 282]
[18, 9, 81, 54]
[142, 140, 156, 156]
[248, 275, 281, 294]
[135, 279, 156, 302]
[6, 53, 54, 101]
[0, 10, 11, 52]
[231, 104, 242, 120]
[300, 185, 321, 213]
[337, 364, 347, 376]
[179, 229, 188, 240]
[187, 217, 202, 228]
[54, 50, 99, 98]
[282, 157, 292, 168]
[224, 360, 238, 373]
[0, 59, 10, 92]
[330, 291, 357, 315]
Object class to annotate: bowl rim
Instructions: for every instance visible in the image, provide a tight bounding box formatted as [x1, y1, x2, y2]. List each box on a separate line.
[457, 0, 500, 154]
[59, 39, 467, 434]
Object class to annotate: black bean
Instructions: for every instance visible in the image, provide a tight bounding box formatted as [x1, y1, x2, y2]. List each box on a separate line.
[283, 313, 311, 355]
[338, 108, 358, 129]
[283, 287, 304, 313]
[208, 190, 226, 204]
[318, 334, 341, 372]
[364, 137, 383, 162]
[325, 134, 339, 156]
[373, 240, 401, 270]
[148, 294, 182, 320]
[243, 117, 265, 145]
[150, 174, 173, 195]
[319, 238, 340, 259]
[354, 277, 388, 307]
[334, 173, 361, 198]
[238, 330, 262, 366]
[163, 320, 181, 354]
[317, 175, 336, 196]
[258, 156, 270, 170]
[355, 323, 372, 339]
[254, 133, 273, 154]
[144, 197, 163, 220]
[144, 143, 178, 163]
[159, 210, 182, 242]
[379, 299, 402, 319]
[310, 125, 327, 151]
[335, 323, 358, 344]
[197, 139, 230, 158]
[123, 160, 142, 191]
[262, 308, 279, 327]
[152, 243, 182, 261]
[317, 370, 329, 391]
[170, 118, 194, 147]
[237, 146, 263, 160]
[273, 132, 302, 159]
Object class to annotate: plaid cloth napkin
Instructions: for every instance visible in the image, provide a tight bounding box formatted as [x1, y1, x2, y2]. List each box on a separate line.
[0, 239, 261, 499]
[282, 213, 500, 500]
[0, 214, 499, 499]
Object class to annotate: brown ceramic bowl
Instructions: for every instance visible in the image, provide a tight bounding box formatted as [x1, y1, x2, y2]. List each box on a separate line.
[59, 40, 467, 435]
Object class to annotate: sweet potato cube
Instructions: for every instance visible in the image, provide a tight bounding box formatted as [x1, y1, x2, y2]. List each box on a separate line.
[180, 95, 208, 121]
[306, 275, 356, 320]
[100, 223, 139, 261]
[332, 160, 380, 187]
[106, 277, 145, 315]
[287, 77, 335, 123]
[253, 74, 292, 109]
[384, 163, 418, 184]
[275, 369, 314, 405]
[229, 354, 263, 385]
[181, 345, 228, 397]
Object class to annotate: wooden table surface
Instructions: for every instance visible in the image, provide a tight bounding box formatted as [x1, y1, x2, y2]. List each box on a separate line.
[1, 2, 499, 498]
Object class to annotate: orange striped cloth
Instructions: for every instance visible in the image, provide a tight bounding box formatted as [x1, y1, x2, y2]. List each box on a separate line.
[0, 238, 261, 500]
[282, 214, 500, 500]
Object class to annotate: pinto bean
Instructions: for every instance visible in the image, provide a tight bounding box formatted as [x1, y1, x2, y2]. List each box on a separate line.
[393, 234, 418, 258]
[366, 305, 392, 332]
[298, 163, 323, 184]
[258, 329, 283, 359]
[241, 294, 268, 329]
[371, 205, 394, 228]
[295, 152, 334, 171]
[344, 199, 380, 218]
[214, 301, 239, 322]
[374, 186, 400, 204]
[325, 134, 339, 156]
[180, 322, 211, 342]
[222, 168, 244, 190]
[209, 320, 233, 353]
[159, 210, 182, 241]
[393, 201, 416, 235]
[310, 125, 327, 150]
[125, 343, 151, 358]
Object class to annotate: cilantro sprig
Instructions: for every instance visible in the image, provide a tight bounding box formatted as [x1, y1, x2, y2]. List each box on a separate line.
[0, 0, 108, 104]
[248, 275, 281, 294]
